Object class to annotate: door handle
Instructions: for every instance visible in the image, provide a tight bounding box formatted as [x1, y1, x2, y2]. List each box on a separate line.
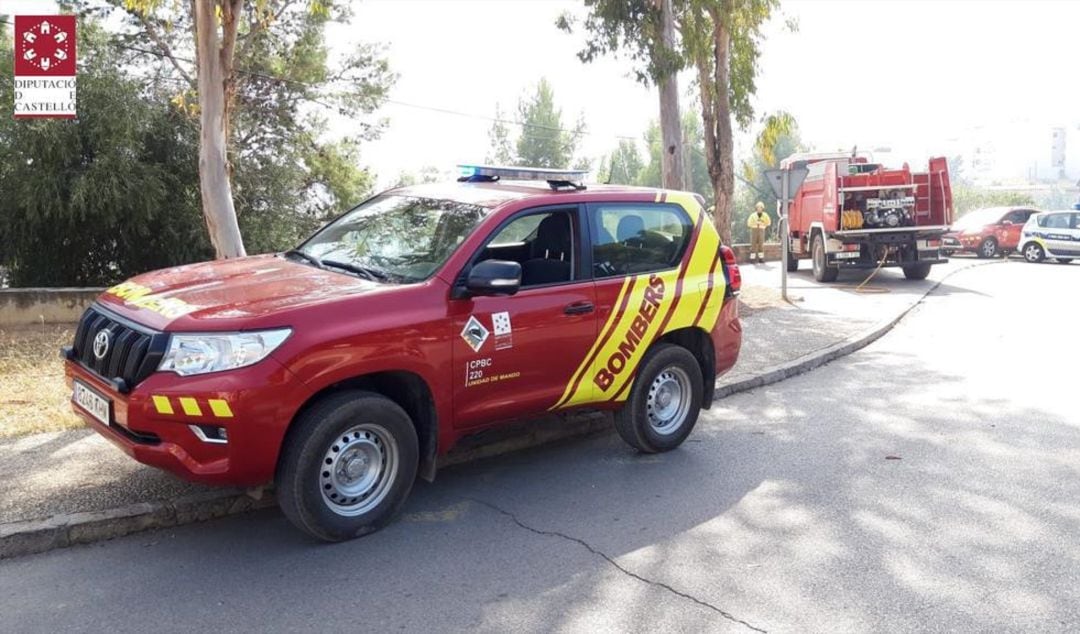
[564, 301, 594, 315]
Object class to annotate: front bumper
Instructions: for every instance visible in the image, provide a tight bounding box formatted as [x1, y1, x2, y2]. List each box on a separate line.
[64, 357, 312, 487]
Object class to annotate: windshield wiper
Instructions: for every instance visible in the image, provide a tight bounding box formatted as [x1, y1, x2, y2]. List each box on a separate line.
[284, 249, 323, 269]
[321, 259, 390, 282]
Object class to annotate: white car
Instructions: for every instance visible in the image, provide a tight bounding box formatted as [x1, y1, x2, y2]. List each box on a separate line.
[1018, 210, 1080, 264]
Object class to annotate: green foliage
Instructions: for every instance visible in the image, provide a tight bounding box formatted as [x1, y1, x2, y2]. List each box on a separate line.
[731, 113, 805, 244]
[680, 0, 780, 130]
[97, 0, 394, 254]
[599, 139, 645, 185]
[637, 113, 711, 202]
[0, 21, 212, 286]
[556, 0, 682, 85]
[515, 79, 585, 169]
[390, 165, 443, 189]
[485, 78, 586, 169]
[486, 105, 515, 165]
[952, 187, 1035, 218]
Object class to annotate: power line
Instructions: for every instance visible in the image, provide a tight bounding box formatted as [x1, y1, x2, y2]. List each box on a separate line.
[2, 16, 646, 150]
[30, 24, 641, 143]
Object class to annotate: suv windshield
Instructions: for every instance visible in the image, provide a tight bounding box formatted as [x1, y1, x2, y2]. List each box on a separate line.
[295, 195, 487, 283]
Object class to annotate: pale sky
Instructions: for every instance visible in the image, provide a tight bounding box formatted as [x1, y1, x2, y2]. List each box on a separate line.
[6, 0, 1080, 186]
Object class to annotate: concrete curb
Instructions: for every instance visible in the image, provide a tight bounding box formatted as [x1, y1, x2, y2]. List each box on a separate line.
[0, 489, 277, 559]
[0, 260, 995, 560]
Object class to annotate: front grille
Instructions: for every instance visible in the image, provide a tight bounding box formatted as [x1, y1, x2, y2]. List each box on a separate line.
[70, 305, 168, 393]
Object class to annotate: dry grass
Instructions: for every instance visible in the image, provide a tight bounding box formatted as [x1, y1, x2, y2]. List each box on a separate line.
[738, 284, 787, 316]
[0, 324, 86, 438]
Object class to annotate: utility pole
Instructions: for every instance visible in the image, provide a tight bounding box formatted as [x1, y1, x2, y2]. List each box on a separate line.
[656, 0, 685, 190]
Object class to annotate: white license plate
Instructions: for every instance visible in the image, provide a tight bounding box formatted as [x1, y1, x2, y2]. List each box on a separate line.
[73, 380, 111, 426]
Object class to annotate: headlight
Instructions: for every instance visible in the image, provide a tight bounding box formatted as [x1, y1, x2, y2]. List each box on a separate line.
[158, 329, 291, 376]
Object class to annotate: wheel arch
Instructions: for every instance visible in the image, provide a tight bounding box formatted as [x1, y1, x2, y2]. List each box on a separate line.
[283, 370, 440, 482]
[1021, 240, 1045, 261]
[657, 326, 716, 408]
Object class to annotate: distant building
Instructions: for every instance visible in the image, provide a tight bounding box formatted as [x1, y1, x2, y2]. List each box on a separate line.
[1051, 127, 1066, 179]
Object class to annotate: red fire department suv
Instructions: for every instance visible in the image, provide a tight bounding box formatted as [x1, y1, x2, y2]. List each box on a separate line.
[63, 166, 743, 541]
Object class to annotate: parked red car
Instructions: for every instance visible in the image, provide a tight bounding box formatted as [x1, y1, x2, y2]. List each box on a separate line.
[62, 166, 743, 541]
[942, 206, 1041, 258]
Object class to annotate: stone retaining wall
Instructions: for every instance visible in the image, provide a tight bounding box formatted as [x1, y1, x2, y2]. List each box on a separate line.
[0, 288, 102, 327]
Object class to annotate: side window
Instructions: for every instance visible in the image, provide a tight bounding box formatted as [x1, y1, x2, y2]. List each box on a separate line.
[591, 204, 693, 278]
[1043, 213, 1071, 229]
[1005, 210, 1029, 224]
[477, 210, 577, 288]
[1072, 213, 1080, 230]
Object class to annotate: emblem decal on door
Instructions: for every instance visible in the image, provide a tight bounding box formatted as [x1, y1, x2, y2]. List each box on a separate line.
[492, 311, 513, 350]
[460, 315, 490, 353]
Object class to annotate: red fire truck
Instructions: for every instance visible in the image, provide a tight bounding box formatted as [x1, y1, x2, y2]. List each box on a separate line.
[783, 153, 953, 281]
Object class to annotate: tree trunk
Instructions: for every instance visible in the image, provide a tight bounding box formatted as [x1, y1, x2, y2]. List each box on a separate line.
[657, 0, 684, 190]
[695, 8, 735, 245]
[194, 0, 246, 258]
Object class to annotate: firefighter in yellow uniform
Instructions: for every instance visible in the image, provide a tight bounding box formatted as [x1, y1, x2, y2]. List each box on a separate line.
[747, 201, 772, 264]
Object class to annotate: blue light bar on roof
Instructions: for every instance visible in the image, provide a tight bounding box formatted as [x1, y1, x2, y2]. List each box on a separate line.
[456, 164, 588, 183]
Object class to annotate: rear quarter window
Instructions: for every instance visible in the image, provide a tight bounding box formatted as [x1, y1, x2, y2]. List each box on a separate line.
[590, 203, 693, 278]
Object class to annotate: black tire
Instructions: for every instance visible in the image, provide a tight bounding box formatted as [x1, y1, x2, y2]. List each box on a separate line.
[1056, 258, 1073, 264]
[811, 233, 839, 283]
[276, 390, 419, 542]
[1022, 242, 1046, 263]
[614, 343, 703, 453]
[976, 237, 999, 259]
[786, 249, 799, 272]
[902, 263, 932, 280]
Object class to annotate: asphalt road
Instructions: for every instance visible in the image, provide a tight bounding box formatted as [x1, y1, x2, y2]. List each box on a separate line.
[2, 259, 1077, 633]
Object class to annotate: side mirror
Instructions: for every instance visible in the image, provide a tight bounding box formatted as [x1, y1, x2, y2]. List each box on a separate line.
[464, 260, 521, 297]
[1000, 220, 1013, 226]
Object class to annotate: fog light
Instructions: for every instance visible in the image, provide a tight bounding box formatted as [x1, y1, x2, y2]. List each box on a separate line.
[189, 424, 228, 444]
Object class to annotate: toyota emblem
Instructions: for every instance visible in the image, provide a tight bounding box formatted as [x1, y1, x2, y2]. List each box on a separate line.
[92, 330, 111, 360]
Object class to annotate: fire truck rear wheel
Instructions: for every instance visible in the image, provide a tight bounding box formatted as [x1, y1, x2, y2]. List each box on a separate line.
[786, 248, 799, 272]
[811, 234, 838, 283]
[902, 263, 932, 280]
[614, 343, 703, 453]
[276, 390, 419, 542]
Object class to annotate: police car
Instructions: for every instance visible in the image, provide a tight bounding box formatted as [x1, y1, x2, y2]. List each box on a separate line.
[1017, 208, 1080, 264]
[62, 166, 743, 541]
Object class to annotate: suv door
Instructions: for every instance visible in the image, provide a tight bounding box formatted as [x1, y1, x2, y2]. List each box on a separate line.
[997, 209, 1036, 250]
[1041, 212, 1075, 255]
[450, 206, 597, 429]
[1067, 213, 1080, 257]
[553, 201, 697, 407]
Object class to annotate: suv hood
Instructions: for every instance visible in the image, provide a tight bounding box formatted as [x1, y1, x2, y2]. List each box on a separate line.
[97, 254, 381, 331]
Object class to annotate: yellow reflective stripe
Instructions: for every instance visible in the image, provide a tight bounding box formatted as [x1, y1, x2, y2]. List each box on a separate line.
[178, 397, 202, 416]
[551, 275, 634, 410]
[666, 192, 726, 332]
[208, 399, 234, 418]
[152, 395, 174, 415]
[587, 268, 681, 402]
